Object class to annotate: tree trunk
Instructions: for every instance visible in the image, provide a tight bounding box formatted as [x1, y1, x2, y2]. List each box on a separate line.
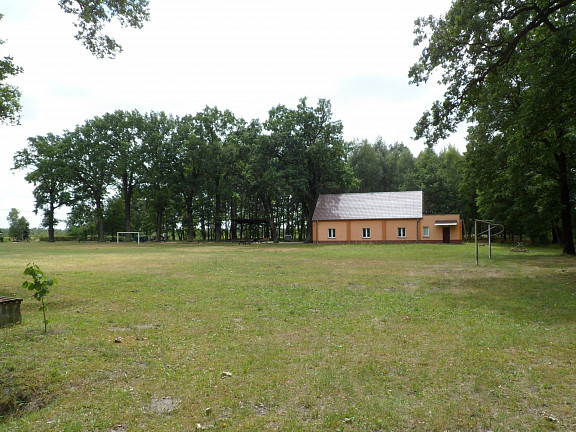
[48, 201, 55, 242]
[200, 216, 207, 241]
[155, 211, 163, 242]
[185, 195, 195, 242]
[264, 196, 278, 243]
[123, 179, 133, 242]
[555, 152, 575, 254]
[231, 199, 238, 241]
[214, 192, 222, 242]
[302, 201, 314, 243]
[96, 197, 105, 242]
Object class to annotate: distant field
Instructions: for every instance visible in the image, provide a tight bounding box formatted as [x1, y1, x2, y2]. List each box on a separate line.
[1, 242, 575, 431]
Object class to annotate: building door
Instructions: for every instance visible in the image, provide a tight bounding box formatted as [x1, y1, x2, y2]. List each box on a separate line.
[443, 227, 451, 243]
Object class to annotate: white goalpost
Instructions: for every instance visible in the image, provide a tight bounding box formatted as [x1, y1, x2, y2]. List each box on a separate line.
[116, 231, 141, 244]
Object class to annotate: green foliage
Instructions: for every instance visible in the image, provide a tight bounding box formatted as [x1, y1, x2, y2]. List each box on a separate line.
[14, 100, 475, 246]
[266, 98, 354, 242]
[13, 133, 71, 242]
[6, 208, 29, 241]
[411, 0, 576, 254]
[22, 263, 57, 333]
[0, 14, 23, 125]
[57, 0, 150, 58]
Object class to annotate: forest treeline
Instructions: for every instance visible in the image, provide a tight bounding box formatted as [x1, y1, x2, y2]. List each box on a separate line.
[12, 98, 573, 245]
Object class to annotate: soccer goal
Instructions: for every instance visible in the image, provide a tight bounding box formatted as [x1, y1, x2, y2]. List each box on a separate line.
[116, 232, 141, 244]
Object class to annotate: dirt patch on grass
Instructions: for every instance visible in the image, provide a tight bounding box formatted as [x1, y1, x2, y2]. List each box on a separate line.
[0, 372, 49, 418]
[148, 396, 181, 414]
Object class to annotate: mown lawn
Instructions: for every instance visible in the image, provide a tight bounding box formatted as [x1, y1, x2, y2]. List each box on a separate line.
[1, 241, 575, 431]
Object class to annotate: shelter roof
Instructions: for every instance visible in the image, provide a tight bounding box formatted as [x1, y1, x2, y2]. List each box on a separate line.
[232, 218, 268, 225]
[312, 191, 423, 221]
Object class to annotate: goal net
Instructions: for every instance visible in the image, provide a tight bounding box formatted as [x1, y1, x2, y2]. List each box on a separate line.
[116, 232, 141, 244]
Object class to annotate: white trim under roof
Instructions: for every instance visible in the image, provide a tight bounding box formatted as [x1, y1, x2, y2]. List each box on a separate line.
[435, 220, 458, 226]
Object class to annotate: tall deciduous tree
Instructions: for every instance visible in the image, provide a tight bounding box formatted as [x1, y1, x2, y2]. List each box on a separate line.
[13, 133, 71, 241]
[62, 117, 117, 242]
[140, 111, 176, 242]
[101, 110, 146, 241]
[410, 0, 576, 254]
[245, 122, 284, 242]
[6, 208, 29, 241]
[171, 115, 206, 242]
[266, 98, 353, 242]
[192, 107, 240, 242]
[348, 140, 384, 192]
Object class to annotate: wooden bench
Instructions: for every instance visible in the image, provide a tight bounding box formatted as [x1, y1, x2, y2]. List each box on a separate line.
[0, 296, 23, 328]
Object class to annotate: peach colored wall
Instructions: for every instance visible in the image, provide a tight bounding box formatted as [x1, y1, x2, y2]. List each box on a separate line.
[349, 220, 383, 241]
[420, 214, 463, 242]
[314, 220, 349, 242]
[314, 214, 462, 243]
[385, 219, 419, 241]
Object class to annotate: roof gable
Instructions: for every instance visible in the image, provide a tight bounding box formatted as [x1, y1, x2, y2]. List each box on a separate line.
[312, 191, 423, 220]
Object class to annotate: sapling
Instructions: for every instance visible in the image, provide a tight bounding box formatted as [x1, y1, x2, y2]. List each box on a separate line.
[22, 263, 56, 333]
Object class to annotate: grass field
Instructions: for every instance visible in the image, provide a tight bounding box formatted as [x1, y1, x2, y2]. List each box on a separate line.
[1, 241, 575, 431]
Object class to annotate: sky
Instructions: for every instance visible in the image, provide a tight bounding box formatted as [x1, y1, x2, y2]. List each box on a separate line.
[0, 0, 463, 229]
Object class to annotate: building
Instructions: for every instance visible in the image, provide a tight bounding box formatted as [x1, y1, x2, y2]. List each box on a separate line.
[312, 191, 462, 244]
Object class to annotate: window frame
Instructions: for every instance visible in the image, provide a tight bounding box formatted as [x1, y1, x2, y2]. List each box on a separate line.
[422, 226, 429, 238]
[362, 227, 371, 239]
[328, 228, 336, 239]
[397, 227, 406, 238]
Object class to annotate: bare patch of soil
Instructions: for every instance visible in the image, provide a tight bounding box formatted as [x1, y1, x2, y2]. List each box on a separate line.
[148, 396, 181, 414]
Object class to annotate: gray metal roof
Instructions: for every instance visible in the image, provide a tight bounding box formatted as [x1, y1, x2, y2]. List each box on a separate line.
[312, 191, 423, 220]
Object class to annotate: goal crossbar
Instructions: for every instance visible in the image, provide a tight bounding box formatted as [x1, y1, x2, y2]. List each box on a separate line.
[116, 231, 141, 244]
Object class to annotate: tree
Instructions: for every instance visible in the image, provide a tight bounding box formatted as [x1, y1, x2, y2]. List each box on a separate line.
[412, 146, 463, 215]
[465, 110, 562, 244]
[386, 142, 416, 192]
[266, 98, 353, 242]
[410, 0, 576, 254]
[192, 107, 241, 242]
[57, 0, 150, 59]
[140, 111, 176, 242]
[0, 15, 23, 125]
[62, 117, 118, 242]
[348, 140, 384, 192]
[7, 208, 29, 241]
[99, 110, 146, 242]
[13, 133, 71, 242]
[0, 1, 150, 124]
[245, 123, 285, 242]
[171, 115, 207, 242]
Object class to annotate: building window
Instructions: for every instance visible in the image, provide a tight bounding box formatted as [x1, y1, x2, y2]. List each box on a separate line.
[362, 228, 371, 239]
[397, 227, 406, 238]
[423, 226, 429, 237]
[328, 228, 336, 239]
